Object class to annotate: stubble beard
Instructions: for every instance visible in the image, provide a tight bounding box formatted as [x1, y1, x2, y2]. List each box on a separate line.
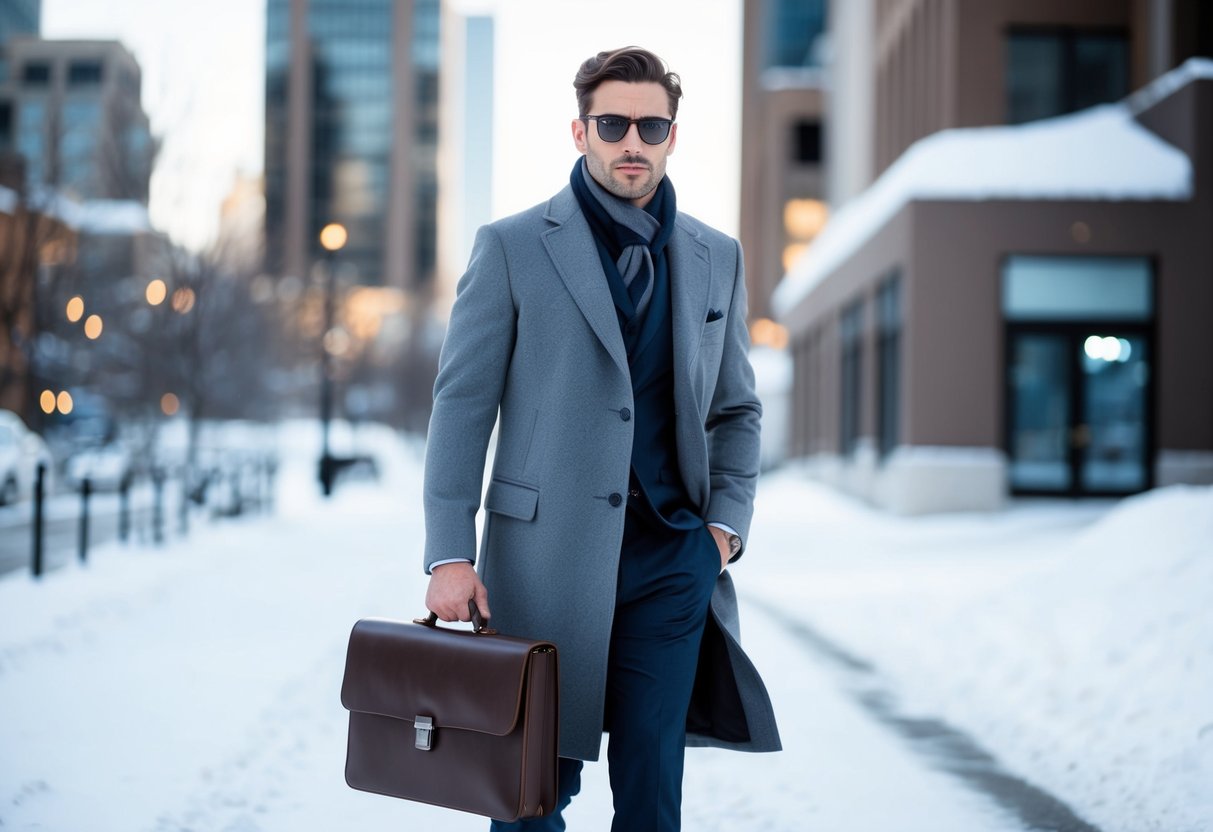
[586, 152, 663, 202]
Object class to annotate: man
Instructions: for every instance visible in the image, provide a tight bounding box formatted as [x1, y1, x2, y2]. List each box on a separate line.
[423, 46, 780, 831]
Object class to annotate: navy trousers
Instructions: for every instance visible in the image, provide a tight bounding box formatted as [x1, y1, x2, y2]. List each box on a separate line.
[491, 508, 720, 832]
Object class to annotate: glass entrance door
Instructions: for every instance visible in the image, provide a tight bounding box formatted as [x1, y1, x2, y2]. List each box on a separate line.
[1009, 333, 1072, 491]
[1007, 329, 1151, 495]
[1080, 333, 1148, 492]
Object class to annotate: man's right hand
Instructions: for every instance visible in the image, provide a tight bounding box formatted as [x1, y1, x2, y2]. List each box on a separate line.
[425, 561, 491, 623]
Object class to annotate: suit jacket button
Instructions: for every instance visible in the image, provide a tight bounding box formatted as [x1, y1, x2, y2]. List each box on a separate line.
[620, 407, 631, 422]
[608, 492, 622, 507]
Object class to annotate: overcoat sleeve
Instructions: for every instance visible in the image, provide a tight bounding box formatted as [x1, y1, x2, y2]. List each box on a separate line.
[705, 238, 762, 560]
[422, 225, 516, 574]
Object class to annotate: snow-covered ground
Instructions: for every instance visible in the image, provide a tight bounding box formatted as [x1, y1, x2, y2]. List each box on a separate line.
[1, 422, 1209, 831]
[747, 466, 1213, 832]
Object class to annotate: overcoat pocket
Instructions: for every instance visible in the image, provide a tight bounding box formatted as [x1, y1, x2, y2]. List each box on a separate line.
[484, 477, 540, 521]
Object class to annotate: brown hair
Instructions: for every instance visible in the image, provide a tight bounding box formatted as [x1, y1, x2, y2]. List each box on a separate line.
[573, 46, 683, 120]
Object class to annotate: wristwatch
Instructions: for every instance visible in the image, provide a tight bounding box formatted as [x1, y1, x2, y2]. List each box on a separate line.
[726, 532, 742, 558]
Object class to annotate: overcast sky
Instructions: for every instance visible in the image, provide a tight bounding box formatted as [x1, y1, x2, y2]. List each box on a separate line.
[43, 0, 742, 252]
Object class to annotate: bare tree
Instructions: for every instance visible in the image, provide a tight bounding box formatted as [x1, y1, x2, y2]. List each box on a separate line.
[160, 237, 277, 468]
[0, 155, 75, 428]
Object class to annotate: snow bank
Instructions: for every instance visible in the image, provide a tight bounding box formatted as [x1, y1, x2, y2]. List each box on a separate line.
[954, 485, 1213, 832]
[754, 481, 1213, 832]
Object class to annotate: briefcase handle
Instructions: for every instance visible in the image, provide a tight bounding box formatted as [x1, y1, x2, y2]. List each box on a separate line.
[413, 600, 498, 635]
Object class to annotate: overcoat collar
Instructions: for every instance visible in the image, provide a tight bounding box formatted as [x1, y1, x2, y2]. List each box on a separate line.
[541, 184, 713, 381]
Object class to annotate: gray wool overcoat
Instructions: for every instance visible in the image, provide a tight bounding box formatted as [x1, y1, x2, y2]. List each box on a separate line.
[422, 183, 782, 762]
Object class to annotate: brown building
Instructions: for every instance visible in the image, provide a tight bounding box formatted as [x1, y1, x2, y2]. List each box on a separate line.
[774, 0, 1213, 514]
[0, 158, 73, 420]
[738, 0, 829, 323]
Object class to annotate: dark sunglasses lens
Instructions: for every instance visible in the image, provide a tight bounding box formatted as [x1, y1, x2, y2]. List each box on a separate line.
[595, 117, 628, 142]
[638, 120, 671, 144]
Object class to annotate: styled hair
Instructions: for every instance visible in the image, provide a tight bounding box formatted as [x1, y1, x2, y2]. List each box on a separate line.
[574, 46, 683, 120]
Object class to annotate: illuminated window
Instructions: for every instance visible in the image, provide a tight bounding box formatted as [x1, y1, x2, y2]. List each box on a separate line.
[784, 198, 828, 241]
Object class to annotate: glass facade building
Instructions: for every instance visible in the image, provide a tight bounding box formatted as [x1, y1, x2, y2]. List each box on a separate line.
[0, 40, 150, 200]
[0, 0, 39, 42]
[265, 0, 439, 287]
[764, 0, 827, 69]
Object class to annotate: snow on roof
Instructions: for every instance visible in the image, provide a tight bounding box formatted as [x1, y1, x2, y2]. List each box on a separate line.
[772, 76, 1199, 318]
[1128, 56, 1213, 115]
[65, 199, 153, 235]
[0, 186, 153, 236]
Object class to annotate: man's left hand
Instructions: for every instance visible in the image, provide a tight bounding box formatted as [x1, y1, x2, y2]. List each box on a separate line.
[707, 525, 731, 573]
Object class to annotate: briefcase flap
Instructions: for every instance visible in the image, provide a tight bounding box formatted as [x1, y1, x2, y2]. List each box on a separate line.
[340, 617, 553, 737]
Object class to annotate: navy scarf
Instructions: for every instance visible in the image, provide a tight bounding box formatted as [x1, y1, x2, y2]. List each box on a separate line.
[569, 157, 676, 330]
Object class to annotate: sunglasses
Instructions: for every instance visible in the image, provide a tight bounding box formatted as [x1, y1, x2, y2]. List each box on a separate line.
[582, 114, 674, 145]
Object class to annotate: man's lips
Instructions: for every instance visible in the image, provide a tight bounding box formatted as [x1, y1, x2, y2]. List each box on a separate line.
[616, 163, 650, 174]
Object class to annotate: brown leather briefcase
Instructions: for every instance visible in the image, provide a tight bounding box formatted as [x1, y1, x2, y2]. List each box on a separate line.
[340, 607, 559, 822]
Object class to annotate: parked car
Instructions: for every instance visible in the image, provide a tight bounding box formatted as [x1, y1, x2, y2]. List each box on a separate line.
[0, 409, 53, 505]
[64, 441, 135, 491]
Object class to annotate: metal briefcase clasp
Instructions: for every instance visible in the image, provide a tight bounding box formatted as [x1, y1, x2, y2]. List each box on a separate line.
[415, 715, 434, 751]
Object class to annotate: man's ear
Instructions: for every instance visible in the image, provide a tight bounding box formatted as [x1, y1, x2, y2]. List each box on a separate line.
[571, 118, 588, 154]
[666, 122, 677, 156]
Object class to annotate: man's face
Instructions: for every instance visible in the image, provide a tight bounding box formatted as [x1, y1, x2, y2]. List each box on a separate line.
[571, 80, 678, 208]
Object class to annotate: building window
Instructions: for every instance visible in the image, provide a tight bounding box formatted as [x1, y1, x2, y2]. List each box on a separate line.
[782, 198, 828, 274]
[792, 119, 822, 164]
[876, 273, 901, 458]
[840, 299, 864, 456]
[764, 0, 827, 69]
[1002, 256, 1152, 322]
[68, 60, 104, 85]
[1006, 27, 1129, 124]
[0, 100, 11, 148]
[21, 61, 51, 86]
[1197, 0, 1213, 59]
[17, 98, 45, 184]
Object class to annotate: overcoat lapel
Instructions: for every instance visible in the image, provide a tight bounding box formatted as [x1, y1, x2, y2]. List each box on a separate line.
[541, 188, 629, 376]
[668, 218, 714, 511]
[669, 218, 713, 406]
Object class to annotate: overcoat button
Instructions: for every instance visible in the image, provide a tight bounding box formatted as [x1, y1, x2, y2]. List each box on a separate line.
[608, 492, 622, 507]
[620, 408, 631, 421]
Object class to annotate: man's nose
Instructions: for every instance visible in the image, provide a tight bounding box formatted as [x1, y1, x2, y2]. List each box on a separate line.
[621, 122, 644, 154]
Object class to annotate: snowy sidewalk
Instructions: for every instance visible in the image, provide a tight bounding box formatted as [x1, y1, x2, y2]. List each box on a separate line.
[1, 427, 1209, 831]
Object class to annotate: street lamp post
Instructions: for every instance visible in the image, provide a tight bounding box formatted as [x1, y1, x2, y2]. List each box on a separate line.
[318, 222, 347, 497]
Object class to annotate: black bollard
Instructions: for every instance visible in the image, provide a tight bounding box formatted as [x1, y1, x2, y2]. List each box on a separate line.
[31, 461, 45, 578]
[118, 471, 131, 543]
[152, 467, 165, 545]
[266, 457, 278, 512]
[79, 476, 91, 564]
[230, 466, 243, 516]
[178, 467, 189, 536]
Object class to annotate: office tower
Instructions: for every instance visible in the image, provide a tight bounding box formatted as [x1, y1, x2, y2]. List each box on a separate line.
[0, 38, 151, 200]
[0, 0, 39, 43]
[265, 0, 440, 290]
